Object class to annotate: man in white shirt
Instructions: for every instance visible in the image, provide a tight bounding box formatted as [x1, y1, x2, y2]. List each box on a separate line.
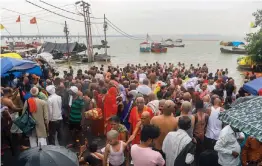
[162, 116, 195, 166]
[46, 85, 63, 145]
[137, 79, 152, 96]
[214, 125, 242, 166]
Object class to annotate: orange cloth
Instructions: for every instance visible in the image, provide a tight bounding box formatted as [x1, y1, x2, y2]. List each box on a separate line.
[241, 137, 262, 166]
[104, 87, 118, 133]
[28, 98, 37, 113]
[128, 106, 153, 144]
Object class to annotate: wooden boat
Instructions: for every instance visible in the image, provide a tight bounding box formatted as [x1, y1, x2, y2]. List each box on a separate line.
[140, 34, 151, 52]
[140, 41, 151, 52]
[220, 47, 247, 55]
[175, 39, 182, 42]
[151, 43, 167, 53]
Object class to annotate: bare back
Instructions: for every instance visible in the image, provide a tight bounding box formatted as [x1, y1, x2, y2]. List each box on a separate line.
[150, 115, 177, 150]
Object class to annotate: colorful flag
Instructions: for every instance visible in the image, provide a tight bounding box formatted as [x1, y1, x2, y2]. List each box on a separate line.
[16, 15, 21, 23]
[30, 17, 37, 24]
[0, 24, 4, 30]
[250, 22, 256, 28]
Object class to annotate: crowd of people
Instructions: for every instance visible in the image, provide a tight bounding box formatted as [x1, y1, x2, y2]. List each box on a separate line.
[1, 61, 262, 166]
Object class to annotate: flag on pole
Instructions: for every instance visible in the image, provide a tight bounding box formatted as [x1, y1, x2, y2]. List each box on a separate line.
[16, 15, 21, 22]
[0, 24, 4, 30]
[30, 17, 37, 24]
[250, 22, 256, 28]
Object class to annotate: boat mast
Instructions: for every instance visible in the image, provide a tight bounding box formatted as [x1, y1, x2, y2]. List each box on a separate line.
[104, 14, 108, 55]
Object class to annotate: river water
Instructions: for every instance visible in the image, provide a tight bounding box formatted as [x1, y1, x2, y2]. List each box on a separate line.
[1, 37, 244, 87]
[56, 37, 244, 87]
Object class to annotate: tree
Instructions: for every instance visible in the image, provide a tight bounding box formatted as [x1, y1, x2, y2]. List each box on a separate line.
[245, 9, 262, 68]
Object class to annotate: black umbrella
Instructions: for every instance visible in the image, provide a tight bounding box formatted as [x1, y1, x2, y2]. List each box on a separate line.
[17, 145, 79, 166]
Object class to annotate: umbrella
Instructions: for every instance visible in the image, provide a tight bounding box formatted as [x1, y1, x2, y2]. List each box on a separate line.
[17, 145, 79, 166]
[0, 53, 22, 59]
[219, 97, 262, 142]
[243, 78, 262, 95]
[0, 57, 42, 77]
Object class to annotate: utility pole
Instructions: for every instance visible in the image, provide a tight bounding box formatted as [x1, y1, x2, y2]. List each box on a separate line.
[64, 21, 70, 65]
[76, 1, 93, 63]
[104, 14, 108, 55]
[86, 2, 93, 62]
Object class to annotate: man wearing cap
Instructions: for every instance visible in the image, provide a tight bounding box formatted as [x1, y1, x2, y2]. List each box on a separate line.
[68, 86, 85, 147]
[23, 87, 49, 147]
[46, 85, 63, 145]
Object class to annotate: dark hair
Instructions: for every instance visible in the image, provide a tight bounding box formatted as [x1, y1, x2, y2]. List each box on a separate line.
[178, 116, 191, 130]
[140, 125, 160, 142]
[89, 142, 98, 153]
[195, 100, 204, 110]
[110, 115, 120, 123]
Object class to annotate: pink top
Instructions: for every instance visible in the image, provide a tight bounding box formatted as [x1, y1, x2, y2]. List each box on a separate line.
[131, 144, 165, 166]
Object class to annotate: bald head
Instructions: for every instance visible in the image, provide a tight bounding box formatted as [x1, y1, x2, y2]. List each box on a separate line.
[183, 92, 192, 102]
[136, 97, 145, 111]
[107, 130, 119, 140]
[181, 101, 192, 113]
[141, 111, 151, 125]
[163, 100, 175, 116]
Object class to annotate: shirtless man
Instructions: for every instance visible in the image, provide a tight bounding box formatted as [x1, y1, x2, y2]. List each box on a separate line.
[1, 88, 22, 113]
[158, 99, 166, 115]
[150, 100, 177, 158]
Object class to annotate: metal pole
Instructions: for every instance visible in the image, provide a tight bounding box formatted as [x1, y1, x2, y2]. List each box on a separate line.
[82, 2, 89, 62]
[104, 14, 107, 55]
[64, 21, 70, 65]
[86, 2, 93, 62]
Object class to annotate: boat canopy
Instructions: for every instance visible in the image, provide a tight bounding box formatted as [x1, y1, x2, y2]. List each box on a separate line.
[165, 39, 173, 42]
[140, 41, 150, 45]
[39, 42, 87, 53]
[232, 41, 245, 47]
[243, 78, 262, 95]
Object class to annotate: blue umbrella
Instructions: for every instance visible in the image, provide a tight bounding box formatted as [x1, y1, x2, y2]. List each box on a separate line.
[243, 78, 262, 95]
[0, 57, 42, 77]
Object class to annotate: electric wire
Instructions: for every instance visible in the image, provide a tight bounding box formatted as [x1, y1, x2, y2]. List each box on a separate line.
[25, 0, 84, 22]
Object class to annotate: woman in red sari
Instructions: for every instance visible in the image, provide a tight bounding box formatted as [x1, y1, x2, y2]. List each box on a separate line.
[104, 82, 118, 133]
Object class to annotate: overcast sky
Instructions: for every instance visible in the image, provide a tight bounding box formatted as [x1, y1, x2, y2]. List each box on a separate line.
[0, 0, 261, 37]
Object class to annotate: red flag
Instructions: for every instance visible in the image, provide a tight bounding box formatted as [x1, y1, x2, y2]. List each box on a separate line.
[16, 15, 20, 23]
[30, 17, 37, 24]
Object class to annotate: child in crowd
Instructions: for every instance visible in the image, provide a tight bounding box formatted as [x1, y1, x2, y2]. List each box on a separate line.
[103, 130, 127, 166]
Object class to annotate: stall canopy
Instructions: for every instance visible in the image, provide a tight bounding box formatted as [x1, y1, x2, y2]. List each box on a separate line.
[38, 42, 87, 53]
[219, 97, 262, 142]
[0, 53, 22, 59]
[0, 57, 42, 77]
[243, 78, 262, 95]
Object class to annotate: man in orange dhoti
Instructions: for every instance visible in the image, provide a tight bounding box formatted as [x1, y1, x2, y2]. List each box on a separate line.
[129, 97, 153, 145]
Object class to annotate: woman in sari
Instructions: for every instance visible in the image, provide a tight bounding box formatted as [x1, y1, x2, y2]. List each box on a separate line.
[109, 116, 128, 142]
[103, 83, 118, 133]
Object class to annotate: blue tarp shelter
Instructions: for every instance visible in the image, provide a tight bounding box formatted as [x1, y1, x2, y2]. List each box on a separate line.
[243, 77, 262, 95]
[232, 41, 244, 47]
[0, 57, 42, 77]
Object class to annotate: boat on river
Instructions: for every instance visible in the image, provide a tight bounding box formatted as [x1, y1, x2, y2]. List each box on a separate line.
[140, 41, 151, 52]
[220, 47, 247, 55]
[151, 43, 167, 53]
[175, 39, 182, 43]
[161, 39, 185, 48]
